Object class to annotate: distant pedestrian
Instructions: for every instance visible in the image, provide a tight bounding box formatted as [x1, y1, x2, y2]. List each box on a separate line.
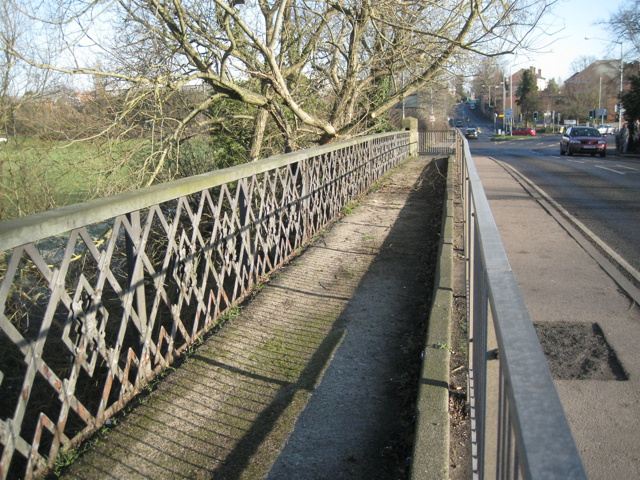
[620, 123, 629, 153]
[632, 119, 640, 153]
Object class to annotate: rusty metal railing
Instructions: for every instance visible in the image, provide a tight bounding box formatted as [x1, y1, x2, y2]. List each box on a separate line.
[0, 132, 409, 479]
[456, 130, 587, 479]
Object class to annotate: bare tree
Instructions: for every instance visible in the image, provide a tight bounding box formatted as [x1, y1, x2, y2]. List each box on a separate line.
[602, 0, 640, 61]
[555, 81, 598, 122]
[2, 0, 559, 194]
[471, 57, 503, 103]
[0, 3, 76, 219]
[569, 55, 597, 77]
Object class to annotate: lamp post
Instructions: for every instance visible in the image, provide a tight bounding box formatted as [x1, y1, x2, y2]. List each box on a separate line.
[599, 74, 603, 125]
[502, 77, 507, 135]
[509, 64, 513, 135]
[585, 37, 623, 131]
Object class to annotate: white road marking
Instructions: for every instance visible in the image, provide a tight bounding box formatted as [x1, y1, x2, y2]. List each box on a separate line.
[594, 165, 625, 174]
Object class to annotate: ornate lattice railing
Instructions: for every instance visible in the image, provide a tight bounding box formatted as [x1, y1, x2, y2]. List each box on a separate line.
[0, 132, 409, 479]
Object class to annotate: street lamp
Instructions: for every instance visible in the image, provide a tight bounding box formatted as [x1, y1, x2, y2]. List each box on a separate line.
[599, 73, 603, 125]
[502, 79, 506, 135]
[509, 64, 513, 135]
[585, 37, 623, 131]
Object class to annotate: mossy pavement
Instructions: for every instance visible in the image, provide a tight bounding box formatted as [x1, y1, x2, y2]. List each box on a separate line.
[58, 154, 453, 480]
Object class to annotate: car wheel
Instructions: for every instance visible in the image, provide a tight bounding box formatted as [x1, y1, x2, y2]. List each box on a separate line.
[600, 152, 606, 157]
[567, 149, 573, 156]
[590, 153, 595, 156]
[560, 146, 565, 155]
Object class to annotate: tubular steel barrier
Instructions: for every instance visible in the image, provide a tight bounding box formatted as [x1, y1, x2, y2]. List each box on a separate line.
[456, 131, 588, 479]
[418, 130, 457, 154]
[0, 132, 409, 479]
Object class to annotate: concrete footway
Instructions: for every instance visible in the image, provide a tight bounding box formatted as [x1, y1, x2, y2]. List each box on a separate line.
[474, 156, 640, 479]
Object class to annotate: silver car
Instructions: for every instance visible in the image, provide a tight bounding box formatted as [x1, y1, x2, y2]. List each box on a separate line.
[596, 125, 616, 135]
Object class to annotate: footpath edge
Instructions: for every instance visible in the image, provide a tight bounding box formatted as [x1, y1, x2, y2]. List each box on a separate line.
[409, 155, 455, 479]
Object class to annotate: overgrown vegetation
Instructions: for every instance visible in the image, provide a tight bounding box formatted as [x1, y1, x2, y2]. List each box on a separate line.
[1, 0, 556, 219]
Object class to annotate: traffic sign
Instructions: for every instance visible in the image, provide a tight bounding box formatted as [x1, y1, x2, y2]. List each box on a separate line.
[429, 114, 436, 122]
[504, 109, 514, 119]
[564, 119, 577, 125]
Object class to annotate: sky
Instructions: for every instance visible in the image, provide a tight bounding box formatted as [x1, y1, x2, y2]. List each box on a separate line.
[515, 0, 627, 84]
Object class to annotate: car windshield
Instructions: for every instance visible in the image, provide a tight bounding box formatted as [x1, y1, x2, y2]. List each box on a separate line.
[467, 129, 476, 133]
[571, 128, 600, 137]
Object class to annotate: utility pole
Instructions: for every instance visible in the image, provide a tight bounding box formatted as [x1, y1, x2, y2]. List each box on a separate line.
[502, 78, 506, 135]
[619, 41, 623, 131]
[510, 65, 513, 135]
[598, 74, 603, 125]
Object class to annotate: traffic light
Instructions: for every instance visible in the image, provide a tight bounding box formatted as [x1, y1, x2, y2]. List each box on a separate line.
[533, 111, 538, 121]
[589, 110, 594, 119]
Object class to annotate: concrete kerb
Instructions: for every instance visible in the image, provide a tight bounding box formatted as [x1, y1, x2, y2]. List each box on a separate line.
[410, 155, 455, 480]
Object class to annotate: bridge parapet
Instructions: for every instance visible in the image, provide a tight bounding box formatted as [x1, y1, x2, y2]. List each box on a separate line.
[0, 132, 409, 479]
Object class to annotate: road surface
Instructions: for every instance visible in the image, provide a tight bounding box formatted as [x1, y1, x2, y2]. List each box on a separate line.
[457, 102, 640, 274]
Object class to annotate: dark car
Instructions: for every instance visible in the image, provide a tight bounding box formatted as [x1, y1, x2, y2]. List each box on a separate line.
[465, 128, 478, 139]
[512, 127, 536, 136]
[560, 126, 607, 157]
[455, 119, 464, 127]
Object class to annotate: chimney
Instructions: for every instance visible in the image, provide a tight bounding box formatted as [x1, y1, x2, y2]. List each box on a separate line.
[538, 69, 542, 77]
[530, 66, 535, 74]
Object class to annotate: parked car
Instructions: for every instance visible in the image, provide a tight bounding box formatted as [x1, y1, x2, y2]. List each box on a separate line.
[455, 120, 464, 127]
[465, 128, 478, 139]
[559, 126, 606, 157]
[596, 124, 616, 135]
[512, 127, 536, 136]
[470, 103, 476, 110]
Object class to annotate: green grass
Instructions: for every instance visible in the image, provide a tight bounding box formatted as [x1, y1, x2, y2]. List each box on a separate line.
[342, 201, 360, 215]
[0, 137, 146, 219]
[1, 137, 140, 196]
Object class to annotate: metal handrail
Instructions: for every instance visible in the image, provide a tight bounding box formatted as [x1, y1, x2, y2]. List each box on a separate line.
[417, 130, 457, 154]
[459, 131, 587, 479]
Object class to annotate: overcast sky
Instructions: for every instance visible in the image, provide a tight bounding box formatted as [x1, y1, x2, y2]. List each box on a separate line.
[514, 0, 627, 84]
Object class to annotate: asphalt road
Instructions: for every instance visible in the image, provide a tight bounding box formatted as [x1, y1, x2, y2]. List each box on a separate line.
[456, 103, 640, 274]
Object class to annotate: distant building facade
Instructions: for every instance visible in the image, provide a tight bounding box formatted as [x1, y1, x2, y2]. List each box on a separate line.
[564, 60, 625, 122]
[509, 66, 548, 94]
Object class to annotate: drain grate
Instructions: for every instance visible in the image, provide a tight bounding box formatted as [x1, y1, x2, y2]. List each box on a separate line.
[533, 322, 628, 381]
